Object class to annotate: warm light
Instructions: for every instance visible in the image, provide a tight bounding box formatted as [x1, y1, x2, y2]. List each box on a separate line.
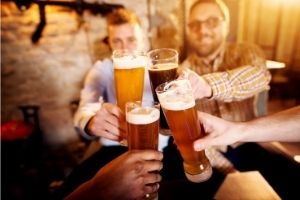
[266, 60, 286, 69]
[294, 155, 300, 163]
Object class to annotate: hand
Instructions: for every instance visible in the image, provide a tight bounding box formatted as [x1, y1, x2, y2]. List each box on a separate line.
[65, 150, 163, 200]
[194, 112, 244, 151]
[178, 68, 212, 99]
[87, 103, 126, 141]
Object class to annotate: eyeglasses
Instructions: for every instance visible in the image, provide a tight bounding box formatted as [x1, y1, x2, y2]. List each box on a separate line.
[188, 17, 224, 32]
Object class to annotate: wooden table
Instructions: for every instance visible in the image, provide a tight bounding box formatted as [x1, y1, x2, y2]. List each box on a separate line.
[214, 171, 281, 200]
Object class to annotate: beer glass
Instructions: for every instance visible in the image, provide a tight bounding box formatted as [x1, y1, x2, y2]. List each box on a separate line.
[126, 101, 160, 200]
[156, 79, 212, 183]
[112, 50, 147, 144]
[147, 48, 178, 135]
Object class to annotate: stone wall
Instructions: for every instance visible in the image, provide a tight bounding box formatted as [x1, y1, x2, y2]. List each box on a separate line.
[1, 1, 183, 146]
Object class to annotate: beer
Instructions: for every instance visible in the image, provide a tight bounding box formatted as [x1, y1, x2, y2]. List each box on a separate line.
[114, 66, 145, 112]
[156, 79, 212, 183]
[113, 50, 147, 145]
[147, 48, 179, 132]
[113, 53, 146, 112]
[126, 102, 160, 150]
[148, 63, 178, 130]
[126, 101, 160, 200]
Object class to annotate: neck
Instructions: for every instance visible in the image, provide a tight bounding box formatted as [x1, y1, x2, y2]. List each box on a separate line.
[195, 42, 225, 65]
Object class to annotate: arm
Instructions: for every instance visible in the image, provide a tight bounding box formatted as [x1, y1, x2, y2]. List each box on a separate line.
[183, 44, 271, 102]
[184, 64, 271, 102]
[194, 106, 300, 151]
[65, 150, 163, 200]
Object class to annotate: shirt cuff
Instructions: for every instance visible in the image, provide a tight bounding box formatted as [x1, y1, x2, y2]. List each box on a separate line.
[202, 72, 232, 101]
[74, 103, 102, 140]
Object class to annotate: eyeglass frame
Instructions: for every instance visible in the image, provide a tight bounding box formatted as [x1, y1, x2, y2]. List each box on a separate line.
[187, 16, 225, 32]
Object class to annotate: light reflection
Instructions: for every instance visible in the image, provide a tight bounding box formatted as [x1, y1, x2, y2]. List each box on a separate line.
[294, 155, 300, 163]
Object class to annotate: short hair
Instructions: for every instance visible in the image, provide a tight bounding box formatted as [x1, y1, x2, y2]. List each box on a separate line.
[106, 8, 141, 26]
[189, 0, 230, 23]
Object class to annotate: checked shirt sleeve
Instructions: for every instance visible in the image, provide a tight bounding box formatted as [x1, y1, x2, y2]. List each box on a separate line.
[203, 65, 271, 102]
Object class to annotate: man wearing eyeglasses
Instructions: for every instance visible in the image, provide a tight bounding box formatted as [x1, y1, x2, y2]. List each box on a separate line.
[181, 0, 271, 175]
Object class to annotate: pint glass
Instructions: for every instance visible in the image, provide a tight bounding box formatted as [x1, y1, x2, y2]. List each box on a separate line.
[126, 101, 160, 200]
[112, 50, 147, 144]
[147, 48, 178, 134]
[156, 79, 212, 183]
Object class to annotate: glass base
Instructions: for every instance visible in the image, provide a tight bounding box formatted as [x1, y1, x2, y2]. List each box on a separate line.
[185, 165, 213, 183]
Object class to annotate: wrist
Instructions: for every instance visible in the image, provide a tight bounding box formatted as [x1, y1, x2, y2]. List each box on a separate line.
[85, 117, 95, 137]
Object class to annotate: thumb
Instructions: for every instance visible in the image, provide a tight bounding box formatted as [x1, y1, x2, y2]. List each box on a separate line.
[193, 136, 211, 151]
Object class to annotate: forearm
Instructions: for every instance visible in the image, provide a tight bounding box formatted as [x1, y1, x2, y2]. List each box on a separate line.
[203, 65, 271, 102]
[241, 106, 300, 142]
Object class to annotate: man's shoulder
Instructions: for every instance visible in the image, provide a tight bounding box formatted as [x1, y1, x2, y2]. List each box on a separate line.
[225, 42, 265, 58]
[93, 58, 113, 68]
[226, 42, 262, 50]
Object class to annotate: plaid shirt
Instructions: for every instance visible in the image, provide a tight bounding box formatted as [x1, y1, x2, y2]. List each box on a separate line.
[182, 42, 271, 173]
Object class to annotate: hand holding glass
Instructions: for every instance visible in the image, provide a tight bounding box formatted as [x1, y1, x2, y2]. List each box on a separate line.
[126, 101, 160, 200]
[156, 79, 212, 183]
[112, 50, 147, 144]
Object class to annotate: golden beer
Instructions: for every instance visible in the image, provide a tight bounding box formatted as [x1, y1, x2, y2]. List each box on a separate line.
[126, 101, 160, 150]
[114, 67, 145, 112]
[156, 79, 212, 183]
[112, 50, 147, 145]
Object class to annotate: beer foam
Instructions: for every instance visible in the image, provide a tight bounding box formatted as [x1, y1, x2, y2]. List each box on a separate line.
[127, 107, 160, 124]
[157, 80, 195, 111]
[149, 63, 178, 71]
[113, 55, 147, 69]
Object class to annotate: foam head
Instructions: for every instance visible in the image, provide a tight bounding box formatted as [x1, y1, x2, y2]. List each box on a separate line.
[127, 107, 160, 125]
[157, 79, 195, 111]
[113, 54, 147, 69]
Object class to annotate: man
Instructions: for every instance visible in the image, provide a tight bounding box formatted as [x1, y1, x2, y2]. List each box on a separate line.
[74, 8, 153, 145]
[65, 150, 163, 200]
[74, 8, 170, 152]
[64, 8, 169, 197]
[181, 0, 271, 174]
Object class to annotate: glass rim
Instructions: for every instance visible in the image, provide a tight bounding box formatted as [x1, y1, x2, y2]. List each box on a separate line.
[125, 100, 160, 108]
[112, 49, 146, 58]
[147, 48, 178, 63]
[155, 79, 190, 94]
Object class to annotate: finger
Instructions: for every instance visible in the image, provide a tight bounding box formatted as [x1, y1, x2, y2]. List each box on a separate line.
[193, 138, 211, 151]
[103, 119, 121, 136]
[97, 129, 120, 141]
[143, 173, 162, 185]
[143, 183, 160, 194]
[142, 160, 163, 173]
[104, 103, 123, 118]
[131, 150, 163, 161]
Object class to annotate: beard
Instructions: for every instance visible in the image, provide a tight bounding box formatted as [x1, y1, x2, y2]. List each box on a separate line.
[188, 33, 223, 57]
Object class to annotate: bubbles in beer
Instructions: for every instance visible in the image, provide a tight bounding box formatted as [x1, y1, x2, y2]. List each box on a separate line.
[127, 107, 160, 125]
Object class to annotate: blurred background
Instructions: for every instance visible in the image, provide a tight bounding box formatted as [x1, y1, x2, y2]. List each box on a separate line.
[1, 0, 300, 199]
